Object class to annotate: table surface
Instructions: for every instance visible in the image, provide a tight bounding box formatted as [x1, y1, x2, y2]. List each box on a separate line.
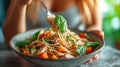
[0, 46, 120, 67]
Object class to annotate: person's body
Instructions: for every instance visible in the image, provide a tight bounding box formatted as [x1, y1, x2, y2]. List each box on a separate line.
[2, 0, 104, 63]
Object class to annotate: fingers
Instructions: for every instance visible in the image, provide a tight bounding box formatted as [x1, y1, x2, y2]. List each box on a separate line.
[84, 54, 99, 64]
[88, 30, 104, 40]
[17, 0, 32, 6]
[85, 59, 93, 64]
[92, 30, 104, 40]
[92, 54, 99, 60]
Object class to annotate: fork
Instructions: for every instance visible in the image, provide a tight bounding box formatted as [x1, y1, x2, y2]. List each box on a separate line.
[39, 0, 51, 15]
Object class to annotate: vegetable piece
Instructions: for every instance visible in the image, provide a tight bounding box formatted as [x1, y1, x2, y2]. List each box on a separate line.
[21, 48, 29, 55]
[79, 33, 85, 38]
[37, 52, 49, 59]
[46, 40, 53, 44]
[57, 46, 66, 53]
[71, 45, 77, 49]
[23, 50, 29, 55]
[15, 40, 31, 47]
[39, 33, 44, 39]
[76, 45, 86, 56]
[54, 15, 67, 33]
[51, 55, 58, 59]
[32, 31, 40, 41]
[76, 42, 99, 55]
[45, 31, 50, 36]
[86, 47, 93, 54]
[59, 38, 63, 43]
[85, 42, 99, 48]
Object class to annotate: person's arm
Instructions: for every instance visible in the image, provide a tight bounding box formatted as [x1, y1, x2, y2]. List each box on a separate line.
[2, 0, 32, 48]
[86, 1, 104, 40]
[86, 1, 102, 31]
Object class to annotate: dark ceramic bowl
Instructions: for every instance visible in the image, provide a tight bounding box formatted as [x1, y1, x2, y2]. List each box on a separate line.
[10, 29, 104, 67]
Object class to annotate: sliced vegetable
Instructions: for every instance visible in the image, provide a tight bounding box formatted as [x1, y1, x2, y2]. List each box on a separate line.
[59, 38, 63, 43]
[39, 33, 44, 39]
[86, 47, 93, 54]
[45, 31, 50, 36]
[21, 48, 29, 55]
[15, 40, 31, 47]
[54, 15, 67, 33]
[79, 33, 85, 38]
[71, 45, 77, 49]
[57, 46, 66, 53]
[51, 55, 58, 59]
[37, 52, 49, 59]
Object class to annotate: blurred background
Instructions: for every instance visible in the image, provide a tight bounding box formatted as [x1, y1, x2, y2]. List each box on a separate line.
[0, 0, 120, 50]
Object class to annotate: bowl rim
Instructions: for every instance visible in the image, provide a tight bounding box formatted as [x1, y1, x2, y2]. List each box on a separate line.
[10, 28, 105, 61]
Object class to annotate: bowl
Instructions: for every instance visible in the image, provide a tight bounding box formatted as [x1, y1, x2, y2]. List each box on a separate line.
[10, 28, 104, 67]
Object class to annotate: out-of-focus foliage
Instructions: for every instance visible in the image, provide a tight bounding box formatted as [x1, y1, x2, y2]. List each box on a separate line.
[103, 0, 120, 45]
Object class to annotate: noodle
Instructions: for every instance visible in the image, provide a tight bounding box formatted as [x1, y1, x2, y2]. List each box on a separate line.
[16, 15, 100, 59]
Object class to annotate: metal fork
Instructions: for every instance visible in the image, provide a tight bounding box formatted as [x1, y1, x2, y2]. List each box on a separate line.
[39, 0, 51, 15]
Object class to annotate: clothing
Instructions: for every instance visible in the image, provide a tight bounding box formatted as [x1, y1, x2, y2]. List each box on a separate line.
[27, 6, 85, 31]
[0, 0, 10, 26]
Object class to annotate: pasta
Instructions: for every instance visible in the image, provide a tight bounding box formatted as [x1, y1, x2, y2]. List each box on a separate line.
[15, 15, 100, 59]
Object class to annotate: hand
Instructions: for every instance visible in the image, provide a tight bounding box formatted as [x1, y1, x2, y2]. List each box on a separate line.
[16, 0, 32, 6]
[84, 54, 99, 64]
[87, 30, 104, 40]
[86, 26, 104, 40]
[84, 28, 104, 64]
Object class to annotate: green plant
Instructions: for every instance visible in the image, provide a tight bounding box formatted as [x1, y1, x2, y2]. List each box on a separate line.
[103, 0, 120, 46]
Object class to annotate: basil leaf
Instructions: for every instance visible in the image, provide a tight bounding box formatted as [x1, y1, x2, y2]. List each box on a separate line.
[76, 45, 86, 56]
[76, 42, 100, 56]
[85, 42, 99, 48]
[15, 31, 40, 47]
[15, 40, 31, 47]
[46, 40, 53, 44]
[54, 15, 67, 33]
[32, 31, 40, 41]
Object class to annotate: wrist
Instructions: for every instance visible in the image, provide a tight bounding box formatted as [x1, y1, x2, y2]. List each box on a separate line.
[16, 1, 27, 8]
[15, 3, 27, 11]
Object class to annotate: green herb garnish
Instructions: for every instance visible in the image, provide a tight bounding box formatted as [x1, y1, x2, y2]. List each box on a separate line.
[54, 15, 67, 33]
[76, 42, 100, 56]
[15, 40, 31, 47]
[15, 31, 40, 47]
[46, 40, 53, 44]
[76, 45, 86, 56]
[31, 31, 40, 41]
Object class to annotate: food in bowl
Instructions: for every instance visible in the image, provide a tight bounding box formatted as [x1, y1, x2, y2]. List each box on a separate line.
[15, 15, 100, 60]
